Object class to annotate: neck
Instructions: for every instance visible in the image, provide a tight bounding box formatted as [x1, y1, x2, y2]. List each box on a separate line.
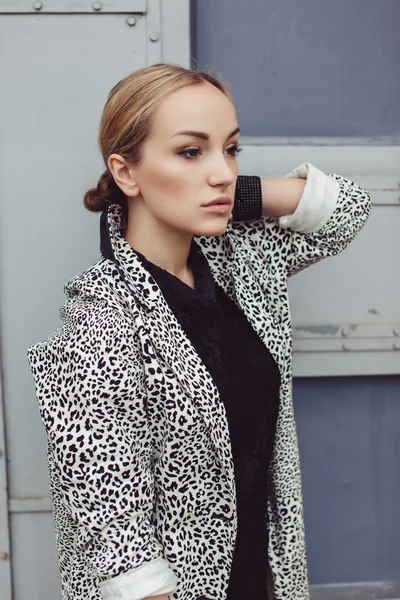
[124, 199, 194, 287]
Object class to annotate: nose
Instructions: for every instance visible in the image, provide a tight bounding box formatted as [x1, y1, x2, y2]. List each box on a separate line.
[208, 152, 237, 189]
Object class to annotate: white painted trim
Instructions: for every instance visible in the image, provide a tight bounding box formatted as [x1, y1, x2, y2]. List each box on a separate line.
[293, 322, 400, 340]
[292, 323, 400, 363]
[238, 142, 400, 183]
[293, 351, 400, 378]
[371, 191, 400, 206]
[240, 136, 400, 147]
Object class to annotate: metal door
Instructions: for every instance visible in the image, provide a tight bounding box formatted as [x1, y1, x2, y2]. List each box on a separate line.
[0, 2, 189, 598]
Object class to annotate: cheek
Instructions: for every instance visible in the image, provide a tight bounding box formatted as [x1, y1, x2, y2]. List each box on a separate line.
[141, 157, 194, 196]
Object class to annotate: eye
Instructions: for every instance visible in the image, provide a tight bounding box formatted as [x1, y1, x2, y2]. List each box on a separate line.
[226, 144, 242, 157]
[178, 147, 202, 160]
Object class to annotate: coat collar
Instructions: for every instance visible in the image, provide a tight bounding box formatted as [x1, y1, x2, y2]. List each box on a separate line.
[100, 205, 162, 311]
[99, 204, 286, 372]
[100, 204, 240, 310]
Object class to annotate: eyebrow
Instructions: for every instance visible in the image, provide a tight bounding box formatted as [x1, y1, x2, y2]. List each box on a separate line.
[172, 127, 240, 141]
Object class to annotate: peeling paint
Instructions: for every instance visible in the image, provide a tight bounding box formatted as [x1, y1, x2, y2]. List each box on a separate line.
[294, 325, 340, 336]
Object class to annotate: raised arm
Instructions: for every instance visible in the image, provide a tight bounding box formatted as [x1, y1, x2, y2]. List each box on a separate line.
[261, 176, 306, 218]
[233, 163, 372, 277]
[27, 302, 177, 600]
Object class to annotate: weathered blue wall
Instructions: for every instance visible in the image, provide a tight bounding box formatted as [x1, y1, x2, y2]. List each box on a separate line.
[191, 0, 400, 137]
[191, 0, 400, 585]
[294, 376, 400, 584]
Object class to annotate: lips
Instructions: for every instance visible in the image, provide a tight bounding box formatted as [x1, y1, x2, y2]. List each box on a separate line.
[202, 197, 233, 207]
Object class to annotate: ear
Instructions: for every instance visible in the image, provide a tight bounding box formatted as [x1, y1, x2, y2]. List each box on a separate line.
[107, 153, 140, 198]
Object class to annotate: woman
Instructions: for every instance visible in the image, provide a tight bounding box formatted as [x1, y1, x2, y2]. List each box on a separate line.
[28, 64, 371, 600]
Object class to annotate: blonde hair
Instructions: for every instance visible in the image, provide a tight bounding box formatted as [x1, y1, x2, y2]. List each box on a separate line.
[83, 63, 232, 212]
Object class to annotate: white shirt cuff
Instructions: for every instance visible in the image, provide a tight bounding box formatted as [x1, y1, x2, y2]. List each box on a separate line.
[99, 557, 177, 600]
[279, 162, 340, 234]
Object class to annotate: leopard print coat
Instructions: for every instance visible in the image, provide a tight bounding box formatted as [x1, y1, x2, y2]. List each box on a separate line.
[27, 165, 371, 600]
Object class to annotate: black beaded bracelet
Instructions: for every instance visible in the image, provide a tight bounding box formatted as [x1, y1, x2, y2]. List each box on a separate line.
[232, 175, 262, 222]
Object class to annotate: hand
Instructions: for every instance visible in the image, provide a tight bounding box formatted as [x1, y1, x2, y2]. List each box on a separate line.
[143, 595, 169, 600]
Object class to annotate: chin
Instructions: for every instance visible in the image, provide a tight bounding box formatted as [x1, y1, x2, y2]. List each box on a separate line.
[193, 220, 230, 238]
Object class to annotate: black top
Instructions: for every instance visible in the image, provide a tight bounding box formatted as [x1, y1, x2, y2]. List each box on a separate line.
[133, 241, 281, 600]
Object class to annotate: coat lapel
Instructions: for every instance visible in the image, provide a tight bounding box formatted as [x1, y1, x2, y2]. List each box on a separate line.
[103, 206, 236, 496]
[197, 228, 288, 376]
[139, 304, 236, 497]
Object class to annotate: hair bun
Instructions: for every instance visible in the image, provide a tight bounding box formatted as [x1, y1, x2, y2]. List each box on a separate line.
[83, 170, 124, 213]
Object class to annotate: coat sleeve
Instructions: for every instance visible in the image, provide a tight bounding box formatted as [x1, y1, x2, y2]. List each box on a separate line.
[27, 301, 177, 600]
[277, 162, 372, 277]
[231, 163, 372, 278]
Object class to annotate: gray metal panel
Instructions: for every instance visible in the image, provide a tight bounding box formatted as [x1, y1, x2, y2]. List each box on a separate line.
[0, 12, 147, 501]
[294, 375, 400, 584]
[0, 4, 191, 597]
[0, 10, 148, 599]
[192, 0, 400, 137]
[237, 142, 400, 376]
[9, 513, 60, 600]
[289, 205, 399, 333]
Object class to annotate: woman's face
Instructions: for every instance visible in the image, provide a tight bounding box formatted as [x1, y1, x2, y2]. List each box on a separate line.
[127, 82, 240, 238]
